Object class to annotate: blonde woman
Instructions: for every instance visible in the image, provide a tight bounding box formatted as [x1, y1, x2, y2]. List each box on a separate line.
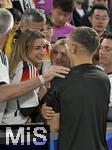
[2, 29, 45, 124]
[51, 38, 70, 67]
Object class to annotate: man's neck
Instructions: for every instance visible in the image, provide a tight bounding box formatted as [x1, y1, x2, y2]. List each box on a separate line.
[51, 17, 66, 27]
[97, 30, 105, 37]
[104, 64, 112, 74]
[71, 56, 93, 67]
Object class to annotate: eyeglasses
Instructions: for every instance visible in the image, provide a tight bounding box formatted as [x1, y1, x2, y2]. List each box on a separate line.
[100, 46, 112, 52]
[93, 15, 108, 21]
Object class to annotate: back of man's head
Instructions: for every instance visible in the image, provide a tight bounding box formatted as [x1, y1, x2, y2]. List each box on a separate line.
[21, 8, 46, 24]
[70, 27, 100, 54]
[0, 8, 13, 36]
[53, 0, 74, 13]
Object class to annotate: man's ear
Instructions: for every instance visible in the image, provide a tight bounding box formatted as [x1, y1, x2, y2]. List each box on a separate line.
[19, 23, 24, 31]
[107, 17, 110, 24]
[71, 42, 77, 54]
[88, 16, 92, 24]
[7, 29, 12, 37]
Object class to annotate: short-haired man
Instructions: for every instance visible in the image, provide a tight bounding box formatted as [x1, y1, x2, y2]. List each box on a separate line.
[89, 3, 110, 37]
[20, 8, 46, 32]
[42, 27, 110, 150]
[51, 0, 75, 43]
[90, 4, 110, 64]
[81, 1, 109, 28]
[99, 33, 112, 121]
[0, 8, 70, 124]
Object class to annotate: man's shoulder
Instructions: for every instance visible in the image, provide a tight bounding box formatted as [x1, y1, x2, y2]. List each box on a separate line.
[65, 22, 75, 28]
[50, 76, 67, 90]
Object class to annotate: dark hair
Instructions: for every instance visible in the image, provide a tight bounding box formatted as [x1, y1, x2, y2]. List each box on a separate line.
[102, 32, 112, 40]
[53, 0, 74, 13]
[21, 8, 46, 24]
[90, 3, 109, 16]
[70, 27, 100, 54]
[46, 15, 54, 27]
[7, 8, 22, 23]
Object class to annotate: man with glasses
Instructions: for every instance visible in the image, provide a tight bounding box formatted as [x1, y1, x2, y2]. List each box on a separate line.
[99, 33, 112, 121]
[89, 3, 110, 37]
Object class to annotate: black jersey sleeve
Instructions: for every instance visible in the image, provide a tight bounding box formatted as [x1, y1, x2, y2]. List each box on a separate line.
[42, 80, 60, 113]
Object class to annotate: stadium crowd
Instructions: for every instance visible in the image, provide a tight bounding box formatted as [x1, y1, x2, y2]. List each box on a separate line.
[0, 0, 112, 150]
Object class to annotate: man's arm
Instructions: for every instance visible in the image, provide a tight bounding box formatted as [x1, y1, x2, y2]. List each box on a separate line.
[0, 65, 70, 102]
[47, 113, 60, 132]
[41, 103, 60, 132]
[41, 103, 55, 120]
[41, 78, 61, 132]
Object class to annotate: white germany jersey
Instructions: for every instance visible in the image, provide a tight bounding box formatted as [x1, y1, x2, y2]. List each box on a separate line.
[0, 50, 9, 84]
[0, 50, 9, 125]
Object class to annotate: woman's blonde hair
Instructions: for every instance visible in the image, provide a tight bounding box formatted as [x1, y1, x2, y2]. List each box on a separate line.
[9, 29, 44, 74]
[51, 38, 68, 60]
[52, 38, 67, 50]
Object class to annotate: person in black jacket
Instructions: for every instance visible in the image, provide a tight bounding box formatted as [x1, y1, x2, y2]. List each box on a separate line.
[71, 0, 87, 27]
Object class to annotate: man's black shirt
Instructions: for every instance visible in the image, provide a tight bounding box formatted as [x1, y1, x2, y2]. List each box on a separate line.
[43, 64, 110, 150]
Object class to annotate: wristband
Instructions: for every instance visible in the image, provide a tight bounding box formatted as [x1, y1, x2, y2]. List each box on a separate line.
[38, 75, 45, 85]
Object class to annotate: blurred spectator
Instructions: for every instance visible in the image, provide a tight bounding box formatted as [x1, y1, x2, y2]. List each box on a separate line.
[20, 8, 46, 31]
[43, 15, 54, 42]
[82, 0, 89, 11]
[34, 0, 53, 16]
[108, 0, 112, 32]
[90, 4, 110, 65]
[51, 38, 70, 67]
[71, 0, 86, 26]
[99, 33, 112, 121]
[0, 0, 12, 8]
[5, 8, 22, 59]
[51, 0, 75, 43]
[11, 0, 35, 13]
[89, 3, 110, 37]
[108, 0, 112, 8]
[80, 0, 108, 27]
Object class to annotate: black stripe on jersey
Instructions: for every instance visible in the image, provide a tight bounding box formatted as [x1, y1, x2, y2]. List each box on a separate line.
[0, 51, 7, 66]
[0, 82, 7, 85]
